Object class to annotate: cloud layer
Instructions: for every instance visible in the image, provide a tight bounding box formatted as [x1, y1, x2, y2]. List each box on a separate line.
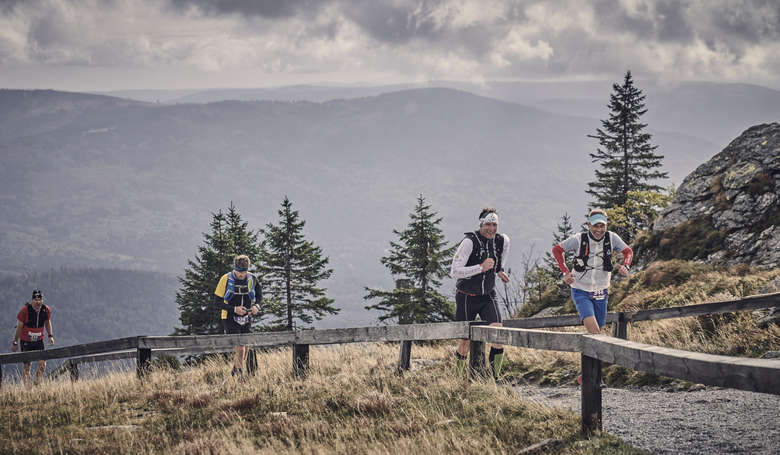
[1, 0, 778, 89]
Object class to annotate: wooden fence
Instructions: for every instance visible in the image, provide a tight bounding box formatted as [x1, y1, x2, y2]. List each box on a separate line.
[1, 292, 778, 435]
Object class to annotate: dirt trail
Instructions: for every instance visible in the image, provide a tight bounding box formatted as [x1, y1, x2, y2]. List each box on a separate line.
[512, 384, 780, 454]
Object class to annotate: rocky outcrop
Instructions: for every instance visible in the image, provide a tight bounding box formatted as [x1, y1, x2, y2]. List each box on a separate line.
[652, 123, 779, 268]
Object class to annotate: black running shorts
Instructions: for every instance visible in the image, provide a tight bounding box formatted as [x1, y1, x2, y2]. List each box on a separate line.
[21, 340, 44, 352]
[455, 291, 502, 324]
[223, 316, 252, 335]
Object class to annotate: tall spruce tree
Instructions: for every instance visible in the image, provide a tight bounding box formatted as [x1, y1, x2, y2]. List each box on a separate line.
[364, 195, 457, 323]
[175, 202, 261, 335]
[257, 196, 337, 330]
[587, 71, 667, 209]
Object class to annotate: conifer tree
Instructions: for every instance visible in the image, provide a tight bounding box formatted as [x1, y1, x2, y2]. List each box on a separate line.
[257, 196, 337, 330]
[175, 202, 261, 335]
[588, 71, 667, 209]
[544, 212, 575, 282]
[364, 195, 456, 323]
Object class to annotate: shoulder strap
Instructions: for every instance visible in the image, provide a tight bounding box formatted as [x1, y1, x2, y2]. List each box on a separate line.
[578, 232, 589, 258]
[464, 231, 481, 257]
[23, 303, 32, 325]
[603, 231, 613, 271]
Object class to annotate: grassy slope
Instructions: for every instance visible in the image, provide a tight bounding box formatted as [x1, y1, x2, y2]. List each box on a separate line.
[504, 260, 780, 387]
[0, 344, 645, 455]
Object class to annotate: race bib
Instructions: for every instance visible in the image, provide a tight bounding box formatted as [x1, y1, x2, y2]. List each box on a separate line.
[233, 315, 250, 325]
[28, 331, 41, 341]
[588, 289, 607, 300]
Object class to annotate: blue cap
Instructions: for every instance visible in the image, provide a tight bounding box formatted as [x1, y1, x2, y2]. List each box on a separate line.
[588, 213, 608, 225]
[233, 266, 248, 272]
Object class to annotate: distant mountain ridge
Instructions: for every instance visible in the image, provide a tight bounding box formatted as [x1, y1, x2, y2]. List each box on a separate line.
[98, 80, 780, 146]
[0, 86, 768, 326]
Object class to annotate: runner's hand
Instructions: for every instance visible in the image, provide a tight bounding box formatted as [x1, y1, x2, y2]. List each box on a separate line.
[250, 305, 259, 316]
[617, 265, 629, 277]
[563, 272, 575, 285]
[497, 271, 510, 283]
[481, 258, 495, 271]
[234, 306, 247, 316]
[11, 343, 18, 352]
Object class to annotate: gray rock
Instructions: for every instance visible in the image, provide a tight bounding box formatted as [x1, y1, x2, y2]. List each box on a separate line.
[754, 307, 780, 329]
[759, 276, 780, 294]
[531, 306, 564, 318]
[761, 350, 780, 359]
[650, 123, 780, 268]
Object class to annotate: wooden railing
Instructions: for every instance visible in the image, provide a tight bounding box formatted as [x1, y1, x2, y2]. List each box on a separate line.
[1, 292, 778, 435]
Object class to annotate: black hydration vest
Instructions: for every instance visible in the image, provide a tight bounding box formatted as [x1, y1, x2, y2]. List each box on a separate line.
[23, 303, 49, 328]
[572, 231, 612, 273]
[456, 231, 504, 295]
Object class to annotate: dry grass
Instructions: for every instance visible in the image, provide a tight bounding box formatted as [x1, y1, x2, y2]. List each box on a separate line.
[0, 343, 645, 455]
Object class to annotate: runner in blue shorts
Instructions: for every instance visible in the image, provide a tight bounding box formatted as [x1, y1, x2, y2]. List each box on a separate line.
[552, 209, 633, 383]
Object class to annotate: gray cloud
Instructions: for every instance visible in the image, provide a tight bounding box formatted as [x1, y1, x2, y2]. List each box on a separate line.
[167, 0, 324, 19]
[1, 0, 778, 89]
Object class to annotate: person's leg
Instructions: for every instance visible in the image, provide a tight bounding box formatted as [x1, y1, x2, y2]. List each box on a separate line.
[484, 293, 505, 380]
[582, 316, 601, 334]
[454, 292, 470, 375]
[22, 362, 31, 389]
[572, 289, 599, 333]
[35, 360, 46, 385]
[572, 288, 601, 385]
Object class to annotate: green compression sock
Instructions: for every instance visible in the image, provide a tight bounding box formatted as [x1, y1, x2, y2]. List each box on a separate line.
[489, 347, 504, 380]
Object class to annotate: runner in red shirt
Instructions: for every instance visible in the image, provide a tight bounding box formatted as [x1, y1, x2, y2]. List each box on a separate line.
[12, 289, 55, 388]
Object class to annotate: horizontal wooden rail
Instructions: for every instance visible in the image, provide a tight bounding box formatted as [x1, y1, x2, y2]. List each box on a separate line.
[293, 321, 469, 345]
[470, 326, 582, 352]
[502, 291, 779, 329]
[0, 337, 139, 365]
[581, 334, 780, 395]
[625, 292, 780, 322]
[504, 314, 618, 329]
[138, 332, 296, 350]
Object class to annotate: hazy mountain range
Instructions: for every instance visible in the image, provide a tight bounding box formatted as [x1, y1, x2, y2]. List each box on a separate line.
[2, 81, 779, 332]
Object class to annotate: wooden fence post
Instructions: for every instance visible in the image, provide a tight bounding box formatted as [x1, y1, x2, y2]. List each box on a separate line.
[137, 344, 152, 380]
[398, 340, 412, 374]
[469, 321, 489, 379]
[292, 344, 309, 378]
[67, 360, 79, 382]
[581, 353, 602, 434]
[611, 312, 628, 339]
[246, 348, 258, 376]
[396, 279, 413, 374]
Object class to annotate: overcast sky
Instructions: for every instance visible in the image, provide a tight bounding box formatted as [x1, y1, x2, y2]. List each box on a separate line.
[1, 0, 779, 91]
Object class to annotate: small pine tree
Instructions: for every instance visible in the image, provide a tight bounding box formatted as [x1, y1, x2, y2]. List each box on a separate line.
[175, 202, 261, 335]
[364, 195, 456, 324]
[544, 212, 575, 283]
[257, 196, 337, 330]
[545, 213, 574, 274]
[587, 70, 667, 209]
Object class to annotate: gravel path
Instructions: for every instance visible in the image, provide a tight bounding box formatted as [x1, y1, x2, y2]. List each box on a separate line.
[512, 384, 780, 454]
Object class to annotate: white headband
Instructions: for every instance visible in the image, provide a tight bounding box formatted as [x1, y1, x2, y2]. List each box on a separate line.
[480, 212, 499, 225]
